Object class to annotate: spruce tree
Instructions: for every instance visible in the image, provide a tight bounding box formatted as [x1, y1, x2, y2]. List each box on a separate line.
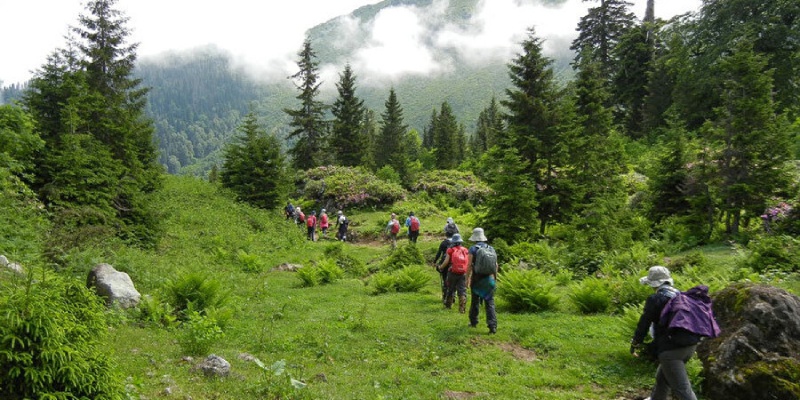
[24, 0, 162, 246]
[285, 39, 327, 170]
[375, 88, 408, 180]
[571, 0, 636, 81]
[432, 101, 460, 169]
[612, 24, 655, 138]
[707, 40, 792, 235]
[330, 64, 366, 167]
[221, 111, 287, 209]
[471, 97, 504, 156]
[503, 27, 574, 234]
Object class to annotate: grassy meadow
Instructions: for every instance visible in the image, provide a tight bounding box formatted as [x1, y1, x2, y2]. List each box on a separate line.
[6, 175, 799, 399]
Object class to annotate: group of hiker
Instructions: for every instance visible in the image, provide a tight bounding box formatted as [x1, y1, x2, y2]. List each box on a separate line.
[284, 202, 348, 242]
[287, 202, 717, 399]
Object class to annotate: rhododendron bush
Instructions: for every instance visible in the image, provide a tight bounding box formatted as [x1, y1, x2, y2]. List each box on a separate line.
[413, 170, 493, 203]
[302, 166, 406, 208]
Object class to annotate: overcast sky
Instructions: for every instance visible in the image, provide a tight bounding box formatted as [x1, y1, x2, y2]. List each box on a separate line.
[0, 0, 702, 87]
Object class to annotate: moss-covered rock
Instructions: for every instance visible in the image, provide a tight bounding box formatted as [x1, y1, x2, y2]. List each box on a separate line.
[697, 283, 800, 400]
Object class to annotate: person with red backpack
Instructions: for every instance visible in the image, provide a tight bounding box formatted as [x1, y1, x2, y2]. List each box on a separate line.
[385, 213, 401, 249]
[405, 212, 421, 243]
[438, 233, 469, 313]
[306, 211, 317, 241]
[319, 209, 329, 239]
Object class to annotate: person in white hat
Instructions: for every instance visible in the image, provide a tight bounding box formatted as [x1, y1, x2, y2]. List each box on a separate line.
[466, 227, 497, 334]
[631, 266, 699, 400]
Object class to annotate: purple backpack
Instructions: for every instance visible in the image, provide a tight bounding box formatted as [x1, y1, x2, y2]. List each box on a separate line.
[660, 285, 721, 338]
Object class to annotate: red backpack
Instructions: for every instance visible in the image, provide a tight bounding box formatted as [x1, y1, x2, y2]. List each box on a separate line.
[298, 212, 305, 222]
[449, 246, 469, 274]
[410, 216, 420, 231]
[307, 215, 316, 227]
[391, 221, 400, 234]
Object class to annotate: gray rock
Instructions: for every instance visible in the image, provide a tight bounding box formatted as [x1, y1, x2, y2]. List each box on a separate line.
[696, 283, 800, 400]
[0, 255, 8, 266]
[195, 354, 230, 377]
[86, 263, 141, 308]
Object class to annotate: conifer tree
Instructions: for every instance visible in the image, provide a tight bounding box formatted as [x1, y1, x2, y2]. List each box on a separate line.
[375, 88, 408, 179]
[285, 39, 327, 170]
[330, 64, 366, 167]
[221, 111, 287, 209]
[647, 115, 693, 225]
[503, 27, 574, 234]
[706, 40, 792, 235]
[571, 0, 636, 81]
[361, 109, 379, 169]
[432, 101, 461, 169]
[471, 97, 504, 156]
[24, 0, 162, 246]
[612, 24, 655, 138]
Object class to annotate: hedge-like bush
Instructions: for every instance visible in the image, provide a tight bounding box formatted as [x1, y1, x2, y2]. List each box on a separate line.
[302, 166, 406, 209]
[412, 170, 493, 203]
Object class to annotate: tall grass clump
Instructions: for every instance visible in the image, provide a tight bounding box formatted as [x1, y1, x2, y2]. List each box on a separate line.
[497, 268, 558, 312]
[178, 310, 225, 356]
[569, 278, 613, 314]
[369, 266, 431, 294]
[0, 274, 124, 399]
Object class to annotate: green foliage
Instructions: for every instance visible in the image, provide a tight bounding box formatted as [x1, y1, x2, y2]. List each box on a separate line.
[508, 240, 566, 273]
[611, 278, 652, 313]
[285, 39, 327, 170]
[569, 278, 612, 314]
[178, 310, 224, 356]
[375, 165, 401, 185]
[412, 169, 493, 203]
[303, 165, 406, 209]
[369, 266, 431, 294]
[497, 268, 559, 313]
[252, 358, 309, 399]
[737, 235, 800, 273]
[237, 249, 263, 273]
[330, 64, 368, 167]
[134, 295, 178, 328]
[665, 251, 709, 274]
[164, 272, 228, 318]
[296, 259, 344, 287]
[381, 242, 426, 272]
[0, 274, 125, 399]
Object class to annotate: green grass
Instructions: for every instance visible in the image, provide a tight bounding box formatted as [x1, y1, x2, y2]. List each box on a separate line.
[21, 175, 797, 399]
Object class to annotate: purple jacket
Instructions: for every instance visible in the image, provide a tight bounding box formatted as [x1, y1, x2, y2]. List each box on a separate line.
[660, 285, 721, 338]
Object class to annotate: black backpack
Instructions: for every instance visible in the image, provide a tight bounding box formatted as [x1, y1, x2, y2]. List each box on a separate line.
[445, 222, 458, 237]
[473, 245, 497, 276]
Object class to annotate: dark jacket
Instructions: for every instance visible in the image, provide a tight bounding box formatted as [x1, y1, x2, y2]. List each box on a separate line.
[434, 238, 452, 265]
[633, 284, 699, 353]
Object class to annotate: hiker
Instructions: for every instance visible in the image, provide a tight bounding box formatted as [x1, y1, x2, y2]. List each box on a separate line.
[405, 212, 421, 243]
[335, 210, 348, 241]
[467, 227, 498, 334]
[295, 207, 305, 226]
[630, 266, 699, 400]
[444, 217, 459, 238]
[284, 201, 295, 221]
[438, 233, 469, 313]
[385, 213, 401, 249]
[320, 209, 329, 239]
[433, 234, 453, 304]
[306, 210, 317, 241]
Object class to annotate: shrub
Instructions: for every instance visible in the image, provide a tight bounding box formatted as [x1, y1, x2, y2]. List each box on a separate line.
[178, 310, 224, 356]
[296, 259, 344, 287]
[737, 235, 800, 273]
[509, 240, 566, 273]
[666, 251, 708, 274]
[303, 166, 406, 209]
[164, 272, 228, 318]
[603, 242, 658, 275]
[381, 243, 426, 272]
[135, 294, 178, 328]
[296, 266, 322, 287]
[394, 266, 432, 292]
[0, 275, 125, 399]
[569, 278, 612, 314]
[611, 278, 652, 313]
[237, 249, 263, 272]
[370, 266, 432, 294]
[497, 269, 559, 312]
[324, 243, 367, 277]
[412, 169, 493, 203]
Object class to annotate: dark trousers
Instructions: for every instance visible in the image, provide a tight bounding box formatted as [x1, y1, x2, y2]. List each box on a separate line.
[651, 345, 698, 400]
[408, 230, 419, 243]
[469, 290, 497, 330]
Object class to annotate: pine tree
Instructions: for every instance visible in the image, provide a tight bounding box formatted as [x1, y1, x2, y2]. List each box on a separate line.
[221, 111, 288, 209]
[284, 39, 327, 170]
[707, 40, 792, 235]
[482, 145, 538, 243]
[375, 88, 408, 179]
[471, 97, 504, 156]
[330, 64, 366, 167]
[612, 24, 655, 138]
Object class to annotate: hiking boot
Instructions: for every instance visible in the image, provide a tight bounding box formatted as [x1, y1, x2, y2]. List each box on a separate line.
[444, 296, 454, 309]
[489, 327, 497, 334]
[458, 296, 467, 314]
[469, 323, 477, 328]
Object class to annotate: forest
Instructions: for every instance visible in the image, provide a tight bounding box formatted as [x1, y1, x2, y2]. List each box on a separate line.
[1, 0, 800, 398]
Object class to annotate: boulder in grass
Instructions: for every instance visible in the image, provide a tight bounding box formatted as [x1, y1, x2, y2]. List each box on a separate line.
[696, 283, 800, 400]
[87, 263, 141, 308]
[194, 354, 230, 377]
